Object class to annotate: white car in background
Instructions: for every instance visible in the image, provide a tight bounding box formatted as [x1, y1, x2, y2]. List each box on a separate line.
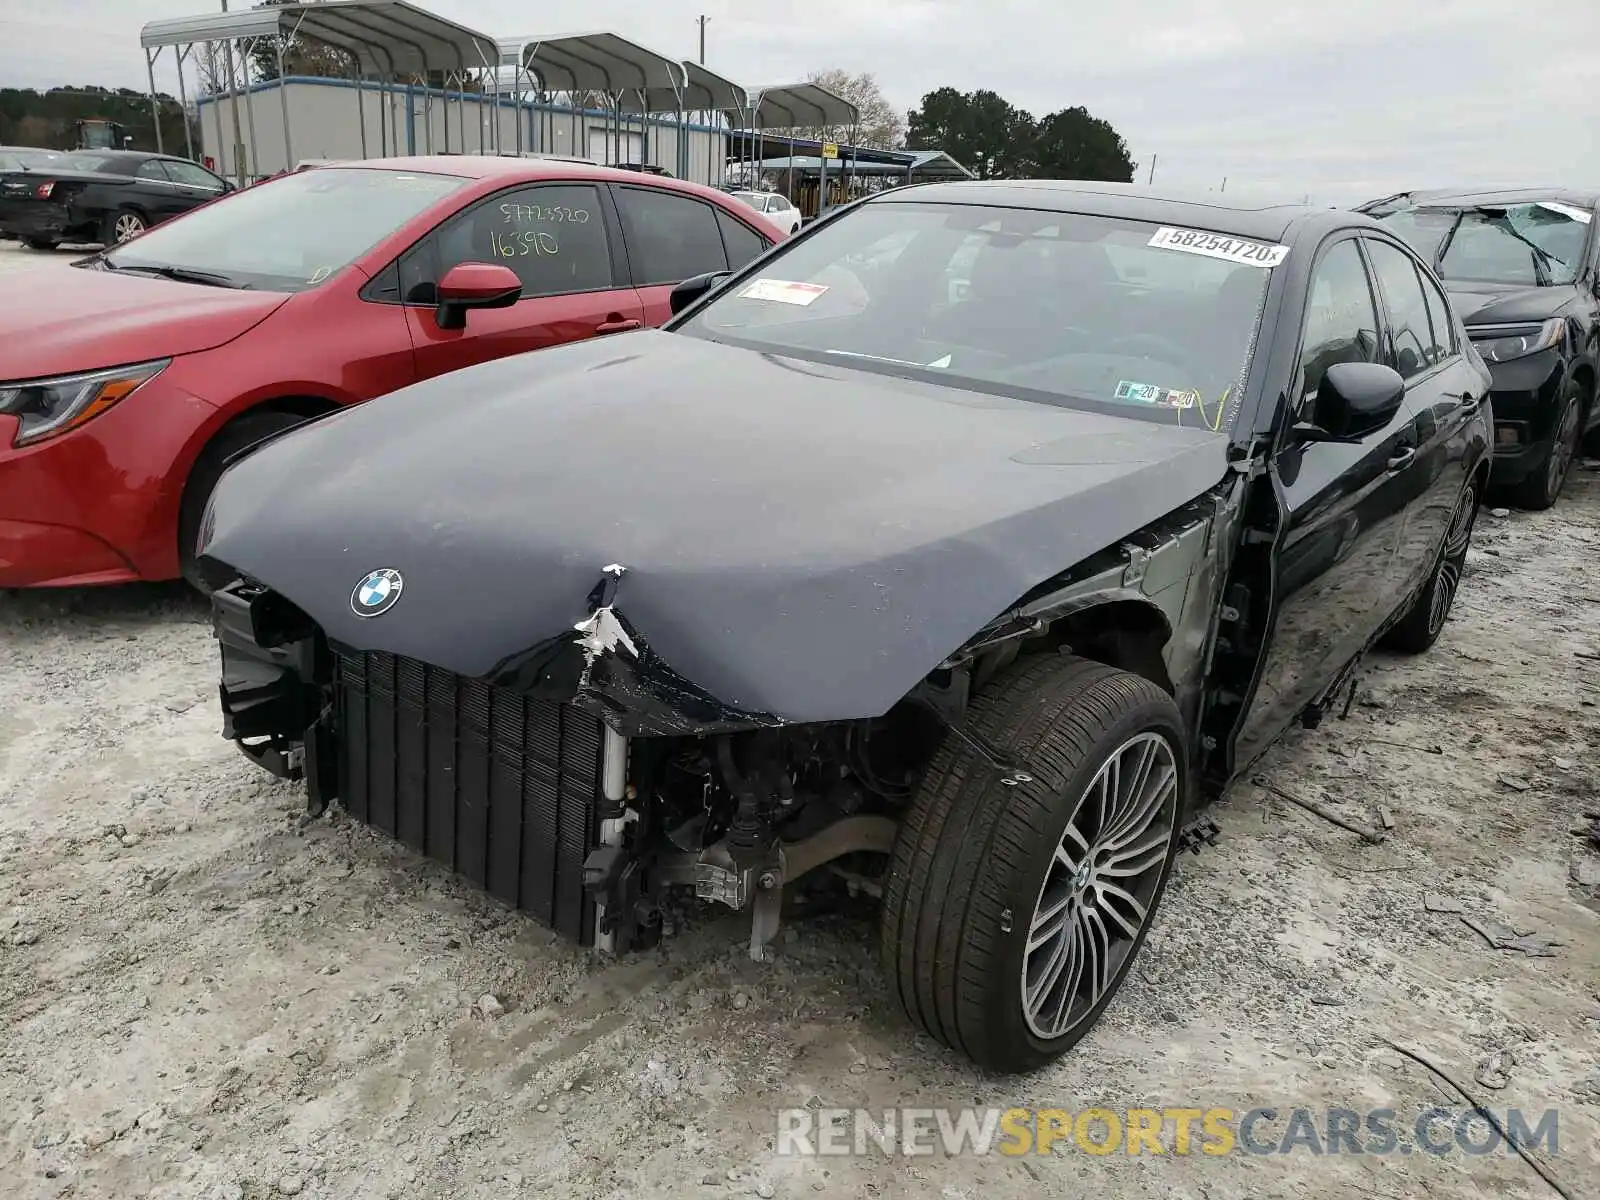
[730, 189, 802, 234]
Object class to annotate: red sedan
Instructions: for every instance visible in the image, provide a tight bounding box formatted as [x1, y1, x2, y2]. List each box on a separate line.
[0, 156, 785, 589]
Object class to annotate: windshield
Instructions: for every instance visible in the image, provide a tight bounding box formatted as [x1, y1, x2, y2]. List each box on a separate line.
[102, 166, 469, 292]
[731, 192, 764, 210]
[677, 202, 1277, 431]
[1381, 202, 1592, 287]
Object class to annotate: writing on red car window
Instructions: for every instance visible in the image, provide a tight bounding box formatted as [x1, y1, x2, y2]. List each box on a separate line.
[1148, 226, 1289, 268]
[500, 203, 590, 225]
[489, 229, 560, 258]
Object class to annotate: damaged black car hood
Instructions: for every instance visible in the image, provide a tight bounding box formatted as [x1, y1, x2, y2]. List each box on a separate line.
[201, 331, 1230, 727]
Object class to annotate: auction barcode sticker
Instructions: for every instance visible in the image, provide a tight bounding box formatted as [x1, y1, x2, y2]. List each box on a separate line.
[739, 279, 829, 305]
[1148, 227, 1289, 268]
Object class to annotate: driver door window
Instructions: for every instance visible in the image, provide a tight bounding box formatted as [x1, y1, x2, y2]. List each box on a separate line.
[164, 160, 226, 191]
[1365, 240, 1437, 378]
[1295, 238, 1381, 417]
[394, 181, 644, 384]
[402, 182, 616, 302]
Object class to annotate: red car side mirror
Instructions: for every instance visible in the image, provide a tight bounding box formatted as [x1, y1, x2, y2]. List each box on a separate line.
[435, 262, 522, 330]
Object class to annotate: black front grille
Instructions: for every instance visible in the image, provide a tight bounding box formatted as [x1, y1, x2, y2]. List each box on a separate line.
[334, 648, 603, 944]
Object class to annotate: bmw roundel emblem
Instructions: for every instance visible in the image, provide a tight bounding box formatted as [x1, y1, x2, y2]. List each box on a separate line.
[351, 568, 404, 618]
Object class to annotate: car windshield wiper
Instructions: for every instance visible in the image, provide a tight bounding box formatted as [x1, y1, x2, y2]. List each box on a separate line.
[823, 349, 953, 369]
[105, 262, 249, 289]
[1464, 207, 1563, 285]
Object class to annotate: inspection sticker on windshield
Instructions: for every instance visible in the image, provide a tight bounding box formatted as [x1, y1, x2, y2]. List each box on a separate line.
[739, 279, 829, 305]
[1116, 381, 1197, 409]
[1536, 201, 1592, 224]
[1147, 226, 1289, 268]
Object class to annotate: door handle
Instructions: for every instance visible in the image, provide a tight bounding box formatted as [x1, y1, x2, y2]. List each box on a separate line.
[1386, 445, 1417, 471]
[595, 317, 642, 334]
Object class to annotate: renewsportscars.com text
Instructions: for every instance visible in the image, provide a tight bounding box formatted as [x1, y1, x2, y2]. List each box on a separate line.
[776, 1106, 1561, 1158]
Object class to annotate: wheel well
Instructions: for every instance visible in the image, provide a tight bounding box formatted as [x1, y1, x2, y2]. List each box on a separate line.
[1042, 600, 1175, 694]
[180, 396, 340, 508]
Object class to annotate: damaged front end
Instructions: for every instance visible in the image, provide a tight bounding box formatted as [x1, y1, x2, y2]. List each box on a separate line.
[213, 565, 936, 959]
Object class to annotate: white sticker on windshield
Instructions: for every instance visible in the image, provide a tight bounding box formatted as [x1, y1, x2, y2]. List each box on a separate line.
[739, 278, 828, 305]
[1536, 201, 1592, 224]
[1148, 226, 1289, 268]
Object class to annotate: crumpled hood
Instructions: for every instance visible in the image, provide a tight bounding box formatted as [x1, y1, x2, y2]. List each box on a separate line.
[1446, 281, 1577, 325]
[0, 266, 289, 379]
[202, 331, 1230, 724]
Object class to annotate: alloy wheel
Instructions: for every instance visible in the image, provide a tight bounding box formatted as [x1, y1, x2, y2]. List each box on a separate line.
[1427, 484, 1477, 636]
[1021, 730, 1179, 1040]
[114, 213, 145, 242]
[1546, 394, 1580, 502]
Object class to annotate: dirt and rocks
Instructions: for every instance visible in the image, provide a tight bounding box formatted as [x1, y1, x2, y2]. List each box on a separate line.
[1, 298, 1598, 1193]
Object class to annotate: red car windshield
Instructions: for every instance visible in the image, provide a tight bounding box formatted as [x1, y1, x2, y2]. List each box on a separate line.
[102, 166, 470, 292]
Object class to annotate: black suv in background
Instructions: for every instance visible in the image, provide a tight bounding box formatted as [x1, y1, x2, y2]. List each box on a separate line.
[1358, 188, 1600, 509]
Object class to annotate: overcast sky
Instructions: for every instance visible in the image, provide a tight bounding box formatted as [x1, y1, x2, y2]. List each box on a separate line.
[3, 0, 1596, 204]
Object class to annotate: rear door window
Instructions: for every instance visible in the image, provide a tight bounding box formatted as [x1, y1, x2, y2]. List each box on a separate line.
[135, 160, 173, 182]
[614, 186, 729, 285]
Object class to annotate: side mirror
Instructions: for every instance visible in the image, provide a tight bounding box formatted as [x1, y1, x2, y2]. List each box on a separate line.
[669, 270, 730, 316]
[434, 262, 522, 330]
[1294, 361, 1406, 443]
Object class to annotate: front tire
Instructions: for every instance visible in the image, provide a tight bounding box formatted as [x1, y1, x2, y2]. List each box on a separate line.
[880, 655, 1185, 1072]
[1383, 477, 1478, 654]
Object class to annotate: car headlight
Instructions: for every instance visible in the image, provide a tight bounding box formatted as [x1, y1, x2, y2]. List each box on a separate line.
[0, 359, 169, 447]
[1471, 319, 1565, 365]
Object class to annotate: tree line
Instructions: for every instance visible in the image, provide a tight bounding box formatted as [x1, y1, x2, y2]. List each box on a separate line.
[0, 87, 190, 154]
[787, 73, 1135, 183]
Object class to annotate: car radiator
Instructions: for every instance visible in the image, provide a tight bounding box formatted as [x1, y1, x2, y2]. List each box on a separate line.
[333, 647, 603, 945]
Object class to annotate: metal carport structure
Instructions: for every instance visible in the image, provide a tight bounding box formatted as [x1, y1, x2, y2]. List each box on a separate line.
[739, 83, 860, 213]
[140, 0, 499, 184]
[615, 60, 749, 183]
[494, 32, 691, 175]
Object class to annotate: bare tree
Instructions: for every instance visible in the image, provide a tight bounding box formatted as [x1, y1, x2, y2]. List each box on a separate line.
[775, 69, 904, 150]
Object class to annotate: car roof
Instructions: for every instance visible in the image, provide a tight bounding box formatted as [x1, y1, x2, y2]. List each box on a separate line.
[347, 154, 737, 205]
[866, 179, 1358, 244]
[1368, 185, 1600, 211]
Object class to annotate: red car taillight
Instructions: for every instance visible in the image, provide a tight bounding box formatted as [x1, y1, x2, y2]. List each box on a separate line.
[35, 181, 55, 200]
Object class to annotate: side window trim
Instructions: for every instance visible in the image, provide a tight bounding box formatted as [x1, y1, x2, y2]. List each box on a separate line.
[1361, 234, 1456, 384]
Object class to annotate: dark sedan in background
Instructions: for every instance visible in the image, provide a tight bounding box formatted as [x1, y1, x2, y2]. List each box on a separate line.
[1358, 187, 1599, 509]
[0, 150, 233, 249]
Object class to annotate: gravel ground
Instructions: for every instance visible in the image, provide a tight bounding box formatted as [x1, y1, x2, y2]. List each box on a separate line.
[1, 250, 1598, 1197]
[0, 240, 90, 276]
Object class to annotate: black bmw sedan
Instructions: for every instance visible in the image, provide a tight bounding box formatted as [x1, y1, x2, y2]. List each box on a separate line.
[0, 149, 234, 249]
[199, 181, 1491, 1072]
[1359, 187, 1599, 509]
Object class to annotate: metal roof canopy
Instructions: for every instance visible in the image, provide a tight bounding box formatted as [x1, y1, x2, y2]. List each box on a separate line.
[140, 1, 502, 182]
[616, 61, 748, 116]
[744, 83, 859, 129]
[502, 32, 688, 94]
[141, 0, 500, 78]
